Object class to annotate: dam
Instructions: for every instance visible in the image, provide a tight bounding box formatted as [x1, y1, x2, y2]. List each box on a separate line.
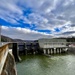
[0, 38, 75, 75]
[0, 43, 17, 75]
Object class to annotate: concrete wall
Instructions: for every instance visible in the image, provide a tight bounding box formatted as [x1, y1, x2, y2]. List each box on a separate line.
[1, 53, 17, 75]
[38, 38, 67, 48]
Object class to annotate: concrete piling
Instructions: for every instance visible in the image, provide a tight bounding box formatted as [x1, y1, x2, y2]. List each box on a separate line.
[12, 43, 21, 62]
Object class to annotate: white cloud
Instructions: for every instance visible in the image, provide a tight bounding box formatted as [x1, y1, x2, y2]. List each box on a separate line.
[0, 0, 75, 39]
[1, 26, 53, 40]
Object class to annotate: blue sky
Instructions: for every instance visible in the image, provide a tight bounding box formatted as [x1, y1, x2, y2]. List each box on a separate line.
[0, 0, 75, 40]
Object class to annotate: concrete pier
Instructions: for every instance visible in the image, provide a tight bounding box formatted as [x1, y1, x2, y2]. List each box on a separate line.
[43, 47, 68, 55]
[48, 49, 50, 54]
[43, 49, 46, 54]
[12, 43, 21, 62]
[38, 38, 68, 55]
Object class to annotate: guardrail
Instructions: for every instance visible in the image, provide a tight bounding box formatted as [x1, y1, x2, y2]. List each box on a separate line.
[0, 43, 9, 75]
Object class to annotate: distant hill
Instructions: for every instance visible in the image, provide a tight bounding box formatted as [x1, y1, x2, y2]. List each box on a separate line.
[1, 35, 25, 42]
[1, 35, 14, 42]
[13, 39, 24, 42]
[56, 37, 75, 42]
[1, 35, 36, 42]
[1, 35, 75, 42]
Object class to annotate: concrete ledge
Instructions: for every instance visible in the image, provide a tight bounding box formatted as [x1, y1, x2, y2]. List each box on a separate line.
[0, 48, 8, 75]
[0, 43, 9, 75]
[1, 53, 17, 75]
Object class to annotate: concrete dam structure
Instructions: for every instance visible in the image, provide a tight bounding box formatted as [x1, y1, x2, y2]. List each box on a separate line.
[0, 38, 71, 75]
[0, 43, 17, 75]
[38, 38, 68, 54]
[11, 38, 69, 57]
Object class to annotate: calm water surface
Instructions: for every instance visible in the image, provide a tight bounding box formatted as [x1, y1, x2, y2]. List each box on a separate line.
[16, 54, 75, 75]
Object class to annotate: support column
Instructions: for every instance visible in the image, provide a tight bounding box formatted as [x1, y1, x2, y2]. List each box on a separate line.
[25, 47, 27, 55]
[24, 43, 27, 55]
[46, 49, 47, 54]
[54, 48, 56, 54]
[24, 42, 27, 55]
[48, 49, 50, 54]
[12, 43, 21, 62]
[61, 48, 63, 53]
[50, 49, 51, 54]
[43, 49, 46, 54]
[53, 48, 54, 54]
[59, 48, 62, 53]
[56, 48, 57, 54]
[57, 48, 59, 53]
[59, 48, 60, 53]
[51, 48, 53, 54]
[25, 49, 27, 55]
[58, 48, 60, 53]
[59, 48, 61, 53]
[51, 48, 52, 54]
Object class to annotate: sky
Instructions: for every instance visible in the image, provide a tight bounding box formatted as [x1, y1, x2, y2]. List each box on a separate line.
[0, 0, 75, 40]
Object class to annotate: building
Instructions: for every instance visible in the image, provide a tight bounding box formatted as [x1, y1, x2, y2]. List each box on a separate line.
[38, 38, 68, 54]
[18, 42, 40, 55]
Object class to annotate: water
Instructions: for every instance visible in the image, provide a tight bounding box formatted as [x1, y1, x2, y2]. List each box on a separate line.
[16, 54, 75, 75]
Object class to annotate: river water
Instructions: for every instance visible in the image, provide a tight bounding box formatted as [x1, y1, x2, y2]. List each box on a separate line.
[16, 54, 75, 75]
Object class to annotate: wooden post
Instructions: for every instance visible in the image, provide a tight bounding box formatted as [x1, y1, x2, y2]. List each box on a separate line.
[12, 43, 21, 62]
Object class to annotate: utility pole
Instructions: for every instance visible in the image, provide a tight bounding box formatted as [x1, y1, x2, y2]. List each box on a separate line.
[0, 24, 1, 42]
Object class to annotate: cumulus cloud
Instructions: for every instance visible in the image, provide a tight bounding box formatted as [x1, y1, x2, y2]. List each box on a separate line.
[0, 0, 75, 40]
[1, 26, 53, 40]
